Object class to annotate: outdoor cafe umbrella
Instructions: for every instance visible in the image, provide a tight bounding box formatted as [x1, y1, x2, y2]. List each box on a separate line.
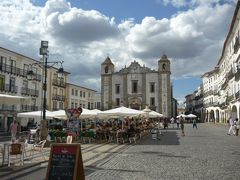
[148, 111, 164, 118]
[52, 109, 98, 119]
[187, 114, 197, 118]
[17, 110, 54, 119]
[0, 94, 30, 104]
[98, 106, 144, 118]
[176, 114, 187, 118]
[98, 106, 144, 129]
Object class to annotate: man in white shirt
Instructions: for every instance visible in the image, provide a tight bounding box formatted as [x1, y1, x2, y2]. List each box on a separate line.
[227, 117, 235, 135]
[170, 117, 175, 128]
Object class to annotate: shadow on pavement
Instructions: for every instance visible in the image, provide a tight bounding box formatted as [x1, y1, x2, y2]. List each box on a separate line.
[136, 131, 180, 145]
[141, 151, 190, 158]
[0, 161, 46, 179]
[85, 165, 145, 176]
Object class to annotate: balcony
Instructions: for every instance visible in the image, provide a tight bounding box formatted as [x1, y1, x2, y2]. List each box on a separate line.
[203, 90, 213, 97]
[213, 90, 220, 96]
[0, 64, 41, 81]
[21, 87, 39, 97]
[52, 94, 65, 101]
[235, 69, 240, 81]
[0, 104, 16, 111]
[221, 79, 228, 90]
[194, 94, 203, 100]
[52, 79, 66, 88]
[234, 37, 240, 54]
[236, 91, 240, 99]
[227, 69, 234, 80]
[227, 94, 235, 103]
[0, 84, 18, 93]
[219, 102, 227, 108]
[204, 102, 219, 108]
[21, 105, 38, 112]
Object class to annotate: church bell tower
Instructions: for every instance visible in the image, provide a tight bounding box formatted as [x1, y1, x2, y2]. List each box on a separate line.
[158, 54, 172, 117]
[101, 56, 114, 110]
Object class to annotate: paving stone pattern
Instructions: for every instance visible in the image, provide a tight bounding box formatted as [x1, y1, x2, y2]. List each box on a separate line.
[0, 123, 240, 180]
[86, 123, 240, 180]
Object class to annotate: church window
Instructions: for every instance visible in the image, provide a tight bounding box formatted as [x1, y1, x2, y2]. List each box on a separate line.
[132, 80, 138, 93]
[105, 66, 108, 73]
[150, 83, 155, 93]
[150, 97, 155, 106]
[115, 84, 120, 94]
[162, 64, 166, 70]
[116, 98, 120, 106]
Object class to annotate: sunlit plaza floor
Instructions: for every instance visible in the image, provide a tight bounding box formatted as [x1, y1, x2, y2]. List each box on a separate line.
[1, 123, 240, 180]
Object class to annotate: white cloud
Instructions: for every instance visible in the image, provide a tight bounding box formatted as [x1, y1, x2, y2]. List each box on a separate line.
[157, 0, 236, 8]
[125, 3, 234, 77]
[0, 0, 236, 94]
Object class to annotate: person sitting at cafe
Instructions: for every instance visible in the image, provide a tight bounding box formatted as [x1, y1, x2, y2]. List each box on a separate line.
[127, 124, 135, 138]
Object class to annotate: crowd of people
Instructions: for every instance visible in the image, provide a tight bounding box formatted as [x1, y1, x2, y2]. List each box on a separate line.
[78, 119, 155, 143]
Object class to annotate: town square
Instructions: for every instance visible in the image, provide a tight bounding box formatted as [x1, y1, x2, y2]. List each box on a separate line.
[0, 0, 240, 180]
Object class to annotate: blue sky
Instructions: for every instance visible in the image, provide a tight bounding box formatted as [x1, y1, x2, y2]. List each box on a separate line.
[0, 0, 236, 106]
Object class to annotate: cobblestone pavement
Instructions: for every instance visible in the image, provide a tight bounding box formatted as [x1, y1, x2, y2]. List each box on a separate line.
[86, 123, 240, 180]
[0, 123, 240, 180]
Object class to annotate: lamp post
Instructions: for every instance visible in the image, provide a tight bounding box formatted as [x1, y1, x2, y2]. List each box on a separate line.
[27, 40, 64, 140]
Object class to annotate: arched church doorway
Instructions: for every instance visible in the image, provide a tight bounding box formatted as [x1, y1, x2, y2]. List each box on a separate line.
[129, 98, 142, 110]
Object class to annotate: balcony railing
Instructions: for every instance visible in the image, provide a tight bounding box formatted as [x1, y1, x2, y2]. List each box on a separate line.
[0, 84, 18, 93]
[235, 69, 240, 81]
[52, 94, 65, 101]
[21, 105, 39, 112]
[227, 94, 235, 102]
[221, 79, 228, 90]
[219, 102, 227, 108]
[234, 37, 240, 54]
[227, 69, 234, 80]
[52, 79, 66, 88]
[0, 63, 41, 81]
[21, 87, 39, 97]
[213, 90, 220, 96]
[236, 91, 240, 99]
[194, 94, 203, 100]
[0, 104, 16, 111]
[204, 102, 219, 108]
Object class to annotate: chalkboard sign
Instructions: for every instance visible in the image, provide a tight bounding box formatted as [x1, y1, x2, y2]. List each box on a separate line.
[10, 143, 22, 155]
[46, 143, 85, 180]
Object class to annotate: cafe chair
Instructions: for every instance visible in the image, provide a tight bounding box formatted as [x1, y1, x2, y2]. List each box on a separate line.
[8, 143, 24, 167]
[30, 140, 46, 160]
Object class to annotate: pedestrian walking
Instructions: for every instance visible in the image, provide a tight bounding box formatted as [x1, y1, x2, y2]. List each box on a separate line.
[234, 118, 239, 136]
[227, 117, 235, 135]
[9, 120, 18, 142]
[180, 117, 185, 136]
[193, 119, 197, 129]
[163, 118, 168, 129]
[176, 118, 180, 128]
[171, 117, 175, 128]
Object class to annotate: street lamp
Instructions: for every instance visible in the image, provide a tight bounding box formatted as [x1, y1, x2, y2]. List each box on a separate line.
[27, 40, 64, 140]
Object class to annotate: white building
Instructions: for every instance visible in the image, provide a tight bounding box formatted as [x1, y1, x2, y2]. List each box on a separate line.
[101, 55, 172, 117]
[0, 47, 43, 131]
[67, 83, 97, 109]
[200, 1, 240, 123]
[0, 46, 71, 131]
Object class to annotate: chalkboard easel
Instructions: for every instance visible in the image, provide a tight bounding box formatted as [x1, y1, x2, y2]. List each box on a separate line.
[46, 143, 85, 180]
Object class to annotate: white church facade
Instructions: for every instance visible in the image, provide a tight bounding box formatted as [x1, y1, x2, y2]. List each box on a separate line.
[101, 55, 172, 117]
